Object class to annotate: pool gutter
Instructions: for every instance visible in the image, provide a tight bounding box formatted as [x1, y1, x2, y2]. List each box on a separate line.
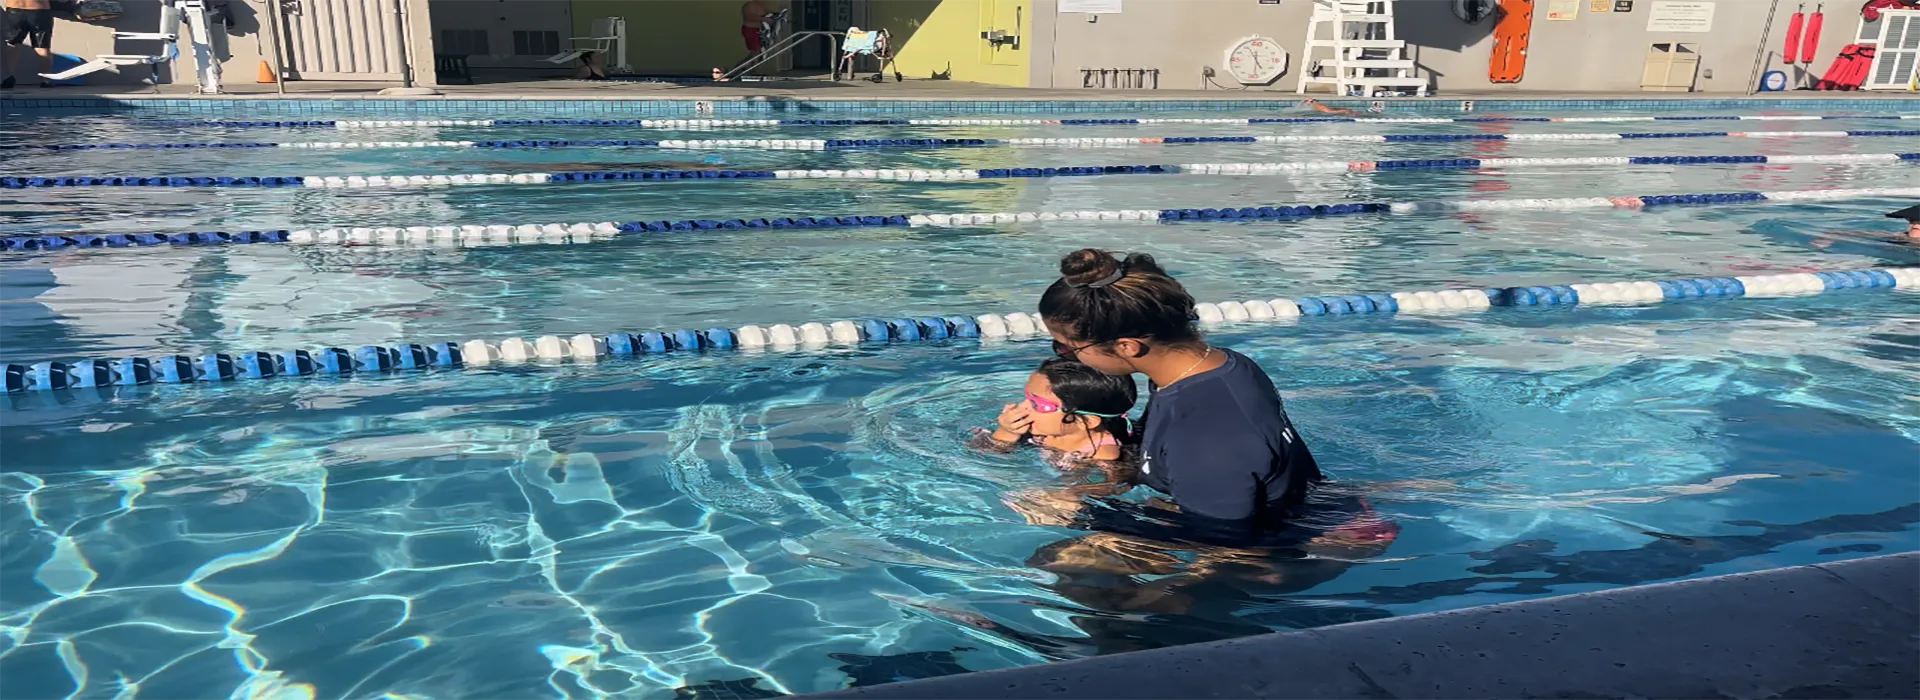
[801, 552, 1919, 699]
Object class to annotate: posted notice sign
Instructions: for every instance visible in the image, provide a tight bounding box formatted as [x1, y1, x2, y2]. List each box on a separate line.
[1646, 1, 1714, 31]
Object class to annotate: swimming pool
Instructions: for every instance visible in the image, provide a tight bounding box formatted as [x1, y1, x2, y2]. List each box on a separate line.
[3, 102, 1918, 699]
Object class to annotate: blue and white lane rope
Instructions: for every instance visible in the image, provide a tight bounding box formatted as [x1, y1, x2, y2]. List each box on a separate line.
[0, 138, 1000, 153]
[4, 186, 1915, 252]
[6, 152, 1915, 190]
[5, 267, 1914, 394]
[9, 129, 1920, 153]
[132, 114, 1920, 130]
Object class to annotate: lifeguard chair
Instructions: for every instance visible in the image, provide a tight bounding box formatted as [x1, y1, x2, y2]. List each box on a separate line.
[545, 17, 629, 78]
[41, 0, 222, 93]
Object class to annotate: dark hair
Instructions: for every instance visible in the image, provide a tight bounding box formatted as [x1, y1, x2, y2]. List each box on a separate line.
[1038, 358, 1138, 443]
[1038, 249, 1201, 347]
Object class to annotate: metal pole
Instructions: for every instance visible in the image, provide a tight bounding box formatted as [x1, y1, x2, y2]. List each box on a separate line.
[1747, 0, 1783, 94]
[263, 0, 287, 95]
[392, 0, 414, 88]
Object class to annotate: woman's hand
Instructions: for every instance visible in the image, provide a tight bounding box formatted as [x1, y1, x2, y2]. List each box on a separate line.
[991, 403, 1033, 443]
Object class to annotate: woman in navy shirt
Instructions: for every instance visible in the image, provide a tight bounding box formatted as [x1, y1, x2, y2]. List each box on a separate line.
[1037, 248, 1325, 532]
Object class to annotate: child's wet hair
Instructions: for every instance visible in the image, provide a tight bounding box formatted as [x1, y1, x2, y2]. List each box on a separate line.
[1038, 248, 1201, 347]
[1038, 358, 1138, 441]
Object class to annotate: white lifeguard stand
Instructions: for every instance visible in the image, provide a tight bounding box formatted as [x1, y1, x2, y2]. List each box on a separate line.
[41, 0, 222, 93]
[1295, 0, 1427, 97]
[545, 17, 630, 75]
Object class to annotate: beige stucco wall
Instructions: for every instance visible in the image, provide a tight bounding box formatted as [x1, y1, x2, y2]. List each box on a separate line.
[1028, 0, 1872, 93]
[10, 0, 436, 88]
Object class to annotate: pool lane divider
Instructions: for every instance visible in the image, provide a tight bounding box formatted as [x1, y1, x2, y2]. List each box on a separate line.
[5, 153, 1916, 190]
[4, 186, 1917, 252]
[5, 267, 1914, 394]
[9, 130, 1920, 153]
[128, 114, 1920, 130]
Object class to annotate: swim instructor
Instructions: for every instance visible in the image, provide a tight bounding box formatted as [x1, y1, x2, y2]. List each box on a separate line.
[1038, 248, 1324, 528]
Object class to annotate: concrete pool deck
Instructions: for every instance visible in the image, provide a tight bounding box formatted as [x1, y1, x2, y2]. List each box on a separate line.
[5, 76, 1920, 104]
[801, 552, 1919, 699]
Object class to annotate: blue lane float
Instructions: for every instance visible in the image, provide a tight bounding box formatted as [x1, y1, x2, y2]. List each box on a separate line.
[118, 114, 1920, 131]
[5, 267, 1913, 395]
[9, 129, 1919, 153]
[4, 186, 1917, 252]
[6, 152, 1914, 190]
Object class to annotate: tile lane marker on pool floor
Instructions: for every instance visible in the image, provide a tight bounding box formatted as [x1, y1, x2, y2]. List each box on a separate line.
[122, 114, 1920, 130]
[4, 267, 1914, 395]
[9, 129, 1920, 153]
[4, 186, 1917, 253]
[4, 153, 1916, 190]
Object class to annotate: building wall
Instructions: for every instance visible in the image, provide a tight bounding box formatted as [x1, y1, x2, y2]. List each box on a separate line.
[1028, 0, 1872, 93]
[12, 0, 436, 87]
[563, 0, 758, 75]
[868, 0, 1030, 85]
[427, 0, 574, 72]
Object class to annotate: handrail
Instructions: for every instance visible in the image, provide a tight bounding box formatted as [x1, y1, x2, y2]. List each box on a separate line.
[723, 31, 844, 82]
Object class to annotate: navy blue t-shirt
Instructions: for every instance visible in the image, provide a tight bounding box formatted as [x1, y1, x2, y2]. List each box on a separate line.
[1136, 347, 1322, 524]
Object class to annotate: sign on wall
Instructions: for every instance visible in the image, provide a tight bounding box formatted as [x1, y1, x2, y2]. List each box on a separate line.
[1646, 1, 1714, 31]
[1059, 0, 1123, 12]
[1615, 0, 1635, 10]
[1590, 0, 1612, 12]
[1547, 0, 1580, 19]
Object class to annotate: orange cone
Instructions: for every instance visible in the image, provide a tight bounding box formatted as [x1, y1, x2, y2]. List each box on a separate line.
[256, 61, 276, 83]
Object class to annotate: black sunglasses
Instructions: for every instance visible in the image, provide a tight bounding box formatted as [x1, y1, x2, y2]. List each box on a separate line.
[1052, 338, 1102, 359]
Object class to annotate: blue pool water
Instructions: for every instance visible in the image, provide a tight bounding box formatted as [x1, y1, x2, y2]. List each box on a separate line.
[2, 105, 1918, 699]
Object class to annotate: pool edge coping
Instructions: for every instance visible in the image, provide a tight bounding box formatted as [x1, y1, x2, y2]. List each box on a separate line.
[797, 551, 1920, 699]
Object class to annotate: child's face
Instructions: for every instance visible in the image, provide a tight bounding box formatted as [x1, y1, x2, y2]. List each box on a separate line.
[1022, 373, 1075, 437]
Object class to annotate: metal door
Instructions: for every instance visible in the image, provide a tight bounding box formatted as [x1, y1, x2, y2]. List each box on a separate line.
[278, 0, 406, 80]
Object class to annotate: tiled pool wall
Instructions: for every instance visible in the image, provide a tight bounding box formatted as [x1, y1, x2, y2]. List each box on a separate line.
[3, 97, 1920, 117]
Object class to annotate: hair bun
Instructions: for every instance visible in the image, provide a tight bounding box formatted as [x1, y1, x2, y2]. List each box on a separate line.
[1059, 248, 1123, 286]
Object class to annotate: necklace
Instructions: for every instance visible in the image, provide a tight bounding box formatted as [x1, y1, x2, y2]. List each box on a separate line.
[1166, 347, 1213, 386]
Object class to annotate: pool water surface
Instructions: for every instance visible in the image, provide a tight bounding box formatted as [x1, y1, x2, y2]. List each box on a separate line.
[2, 105, 1917, 699]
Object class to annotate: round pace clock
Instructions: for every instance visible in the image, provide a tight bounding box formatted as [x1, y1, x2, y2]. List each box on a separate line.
[1225, 36, 1288, 85]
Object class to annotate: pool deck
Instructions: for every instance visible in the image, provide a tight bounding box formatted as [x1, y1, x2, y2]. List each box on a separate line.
[800, 552, 1919, 699]
[5, 77, 1920, 103]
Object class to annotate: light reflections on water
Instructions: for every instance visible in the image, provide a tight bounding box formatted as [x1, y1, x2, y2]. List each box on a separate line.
[3, 293, 1918, 698]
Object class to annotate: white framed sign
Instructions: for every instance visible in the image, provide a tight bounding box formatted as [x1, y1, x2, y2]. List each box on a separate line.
[1647, 1, 1714, 32]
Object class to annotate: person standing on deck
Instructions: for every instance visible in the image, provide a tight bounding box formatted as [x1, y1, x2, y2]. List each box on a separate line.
[2, 0, 56, 90]
[714, 0, 773, 80]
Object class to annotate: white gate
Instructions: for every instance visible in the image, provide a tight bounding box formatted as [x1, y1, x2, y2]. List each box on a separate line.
[1865, 10, 1919, 91]
[276, 0, 408, 80]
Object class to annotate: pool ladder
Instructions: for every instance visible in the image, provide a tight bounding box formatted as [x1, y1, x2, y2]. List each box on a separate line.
[722, 31, 846, 82]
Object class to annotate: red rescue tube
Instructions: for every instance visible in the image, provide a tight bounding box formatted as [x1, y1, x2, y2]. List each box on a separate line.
[1801, 8, 1824, 64]
[1784, 10, 1805, 64]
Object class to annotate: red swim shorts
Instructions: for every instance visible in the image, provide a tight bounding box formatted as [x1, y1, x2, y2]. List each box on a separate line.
[742, 26, 763, 53]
